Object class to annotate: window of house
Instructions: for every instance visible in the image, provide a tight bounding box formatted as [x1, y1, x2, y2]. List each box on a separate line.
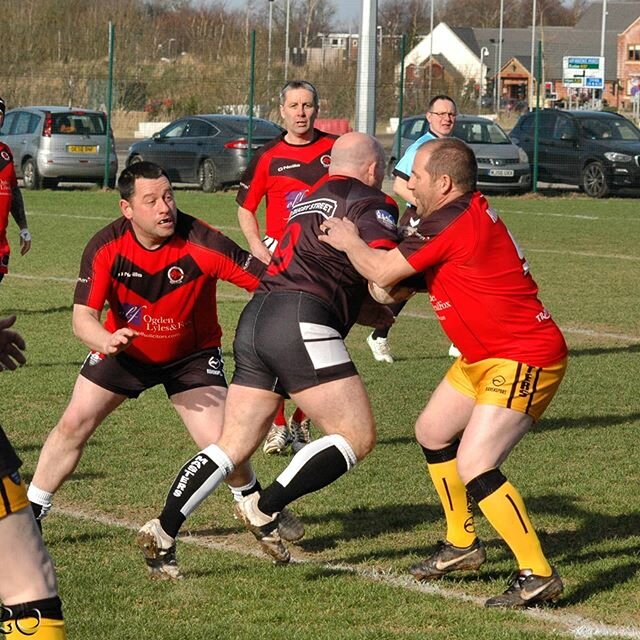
[628, 45, 640, 61]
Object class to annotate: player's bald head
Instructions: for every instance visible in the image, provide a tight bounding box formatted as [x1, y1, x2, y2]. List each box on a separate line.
[329, 132, 385, 181]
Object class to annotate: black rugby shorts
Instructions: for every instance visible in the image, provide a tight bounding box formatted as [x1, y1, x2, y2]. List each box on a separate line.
[79, 347, 227, 398]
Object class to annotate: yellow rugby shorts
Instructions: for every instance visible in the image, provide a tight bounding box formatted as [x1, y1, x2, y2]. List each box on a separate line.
[445, 356, 567, 422]
[0, 471, 29, 519]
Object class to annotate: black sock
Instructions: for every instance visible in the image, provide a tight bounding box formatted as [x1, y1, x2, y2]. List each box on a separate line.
[258, 436, 355, 514]
[158, 445, 234, 538]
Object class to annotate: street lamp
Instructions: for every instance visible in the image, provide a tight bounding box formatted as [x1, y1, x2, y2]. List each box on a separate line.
[268, 0, 274, 83]
[478, 46, 489, 113]
[497, 0, 504, 110]
[489, 38, 500, 111]
[284, 0, 291, 80]
[428, 0, 434, 97]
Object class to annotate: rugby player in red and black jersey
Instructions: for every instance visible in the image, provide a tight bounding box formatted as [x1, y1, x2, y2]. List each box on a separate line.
[0, 316, 67, 639]
[321, 137, 568, 608]
[0, 97, 32, 284]
[237, 80, 337, 456]
[139, 132, 400, 564]
[26, 162, 303, 580]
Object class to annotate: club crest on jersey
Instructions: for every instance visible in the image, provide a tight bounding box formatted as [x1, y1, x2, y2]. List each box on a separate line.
[167, 266, 185, 284]
[375, 209, 397, 230]
[320, 154, 331, 168]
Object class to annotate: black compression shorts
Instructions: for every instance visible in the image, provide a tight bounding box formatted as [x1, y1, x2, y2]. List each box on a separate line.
[232, 292, 357, 395]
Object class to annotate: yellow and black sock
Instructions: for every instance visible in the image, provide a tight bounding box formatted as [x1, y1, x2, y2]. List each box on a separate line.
[421, 442, 476, 548]
[466, 468, 552, 576]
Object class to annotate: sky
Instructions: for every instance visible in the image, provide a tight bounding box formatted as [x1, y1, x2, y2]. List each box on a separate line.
[209, 0, 362, 31]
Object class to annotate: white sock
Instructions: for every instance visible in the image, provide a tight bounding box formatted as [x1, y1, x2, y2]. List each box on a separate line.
[27, 484, 54, 518]
[228, 471, 258, 503]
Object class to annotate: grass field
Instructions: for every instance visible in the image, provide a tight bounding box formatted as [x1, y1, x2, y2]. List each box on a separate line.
[1, 186, 639, 640]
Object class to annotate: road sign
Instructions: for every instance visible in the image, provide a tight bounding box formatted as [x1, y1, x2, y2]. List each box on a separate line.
[562, 56, 604, 89]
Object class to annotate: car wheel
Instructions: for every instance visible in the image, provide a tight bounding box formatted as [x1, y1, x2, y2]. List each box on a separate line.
[198, 159, 217, 192]
[582, 161, 609, 198]
[22, 159, 43, 190]
[126, 154, 143, 167]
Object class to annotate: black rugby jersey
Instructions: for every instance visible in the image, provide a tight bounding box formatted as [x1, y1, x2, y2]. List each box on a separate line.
[259, 176, 399, 335]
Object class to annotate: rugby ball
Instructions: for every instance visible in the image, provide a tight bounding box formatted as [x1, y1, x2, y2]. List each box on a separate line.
[368, 281, 416, 305]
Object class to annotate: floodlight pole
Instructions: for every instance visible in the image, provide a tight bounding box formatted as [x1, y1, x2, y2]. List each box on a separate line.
[529, 0, 537, 109]
[355, 0, 377, 134]
[103, 21, 114, 189]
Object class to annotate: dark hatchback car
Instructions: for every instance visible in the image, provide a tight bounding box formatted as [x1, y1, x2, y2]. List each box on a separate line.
[390, 114, 531, 194]
[509, 109, 640, 197]
[126, 114, 284, 192]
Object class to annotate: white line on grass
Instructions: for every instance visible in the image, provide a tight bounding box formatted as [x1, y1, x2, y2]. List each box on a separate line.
[505, 210, 601, 220]
[528, 248, 640, 262]
[56, 505, 640, 640]
[8, 274, 640, 344]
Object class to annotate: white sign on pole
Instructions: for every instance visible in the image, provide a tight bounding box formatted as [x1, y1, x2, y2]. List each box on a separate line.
[562, 56, 604, 88]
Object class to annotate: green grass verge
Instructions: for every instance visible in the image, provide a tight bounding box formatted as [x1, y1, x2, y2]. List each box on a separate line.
[1, 187, 639, 639]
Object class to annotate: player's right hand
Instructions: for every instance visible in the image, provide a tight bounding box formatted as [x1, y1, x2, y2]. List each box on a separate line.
[105, 328, 138, 355]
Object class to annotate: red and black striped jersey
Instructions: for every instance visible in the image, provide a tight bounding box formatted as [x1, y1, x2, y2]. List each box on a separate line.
[236, 129, 336, 241]
[0, 143, 18, 262]
[397, 191, 567, 367]
[259, 176, 399, 335]
[74, 211, 265, 364]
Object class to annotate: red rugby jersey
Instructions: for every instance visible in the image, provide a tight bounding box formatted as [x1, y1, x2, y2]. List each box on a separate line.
[397, 192, 567, 367]
[74, 211, 265, 364]
[236, 129, 336, 241]
[0, 143, 18, 269]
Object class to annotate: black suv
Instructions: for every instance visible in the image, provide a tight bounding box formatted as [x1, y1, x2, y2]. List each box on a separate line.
[509, 109, 640, 197]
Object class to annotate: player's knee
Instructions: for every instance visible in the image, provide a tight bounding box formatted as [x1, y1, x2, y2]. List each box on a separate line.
[55, 411, 99, 443]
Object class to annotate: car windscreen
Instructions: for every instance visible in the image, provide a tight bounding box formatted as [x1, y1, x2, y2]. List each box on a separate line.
[580, 117, 640, 141]
[453, 121, 511, 144]
[52, 112, 106, 135]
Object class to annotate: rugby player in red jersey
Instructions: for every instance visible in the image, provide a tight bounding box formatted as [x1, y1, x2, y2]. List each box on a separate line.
[320, 137, 568, 608]
[237, 80, 337, 456]
[137, 132, 400, 566]
[27, 162, 302, 580]
[0, 97, 32, 284]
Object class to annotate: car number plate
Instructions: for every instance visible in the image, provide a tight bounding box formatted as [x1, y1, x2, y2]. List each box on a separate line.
[489, 169, 514, 177]
[67, 145, 98, 153]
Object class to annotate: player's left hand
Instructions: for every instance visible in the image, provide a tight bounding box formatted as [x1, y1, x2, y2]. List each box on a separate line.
[19, 229, 32, 256]
[0, 315, 26, 371]
[318, 217, 360, 251]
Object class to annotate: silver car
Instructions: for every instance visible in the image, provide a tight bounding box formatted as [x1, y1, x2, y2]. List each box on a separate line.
[390, 114, 531, 194]
[0, 106, 118, 189]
